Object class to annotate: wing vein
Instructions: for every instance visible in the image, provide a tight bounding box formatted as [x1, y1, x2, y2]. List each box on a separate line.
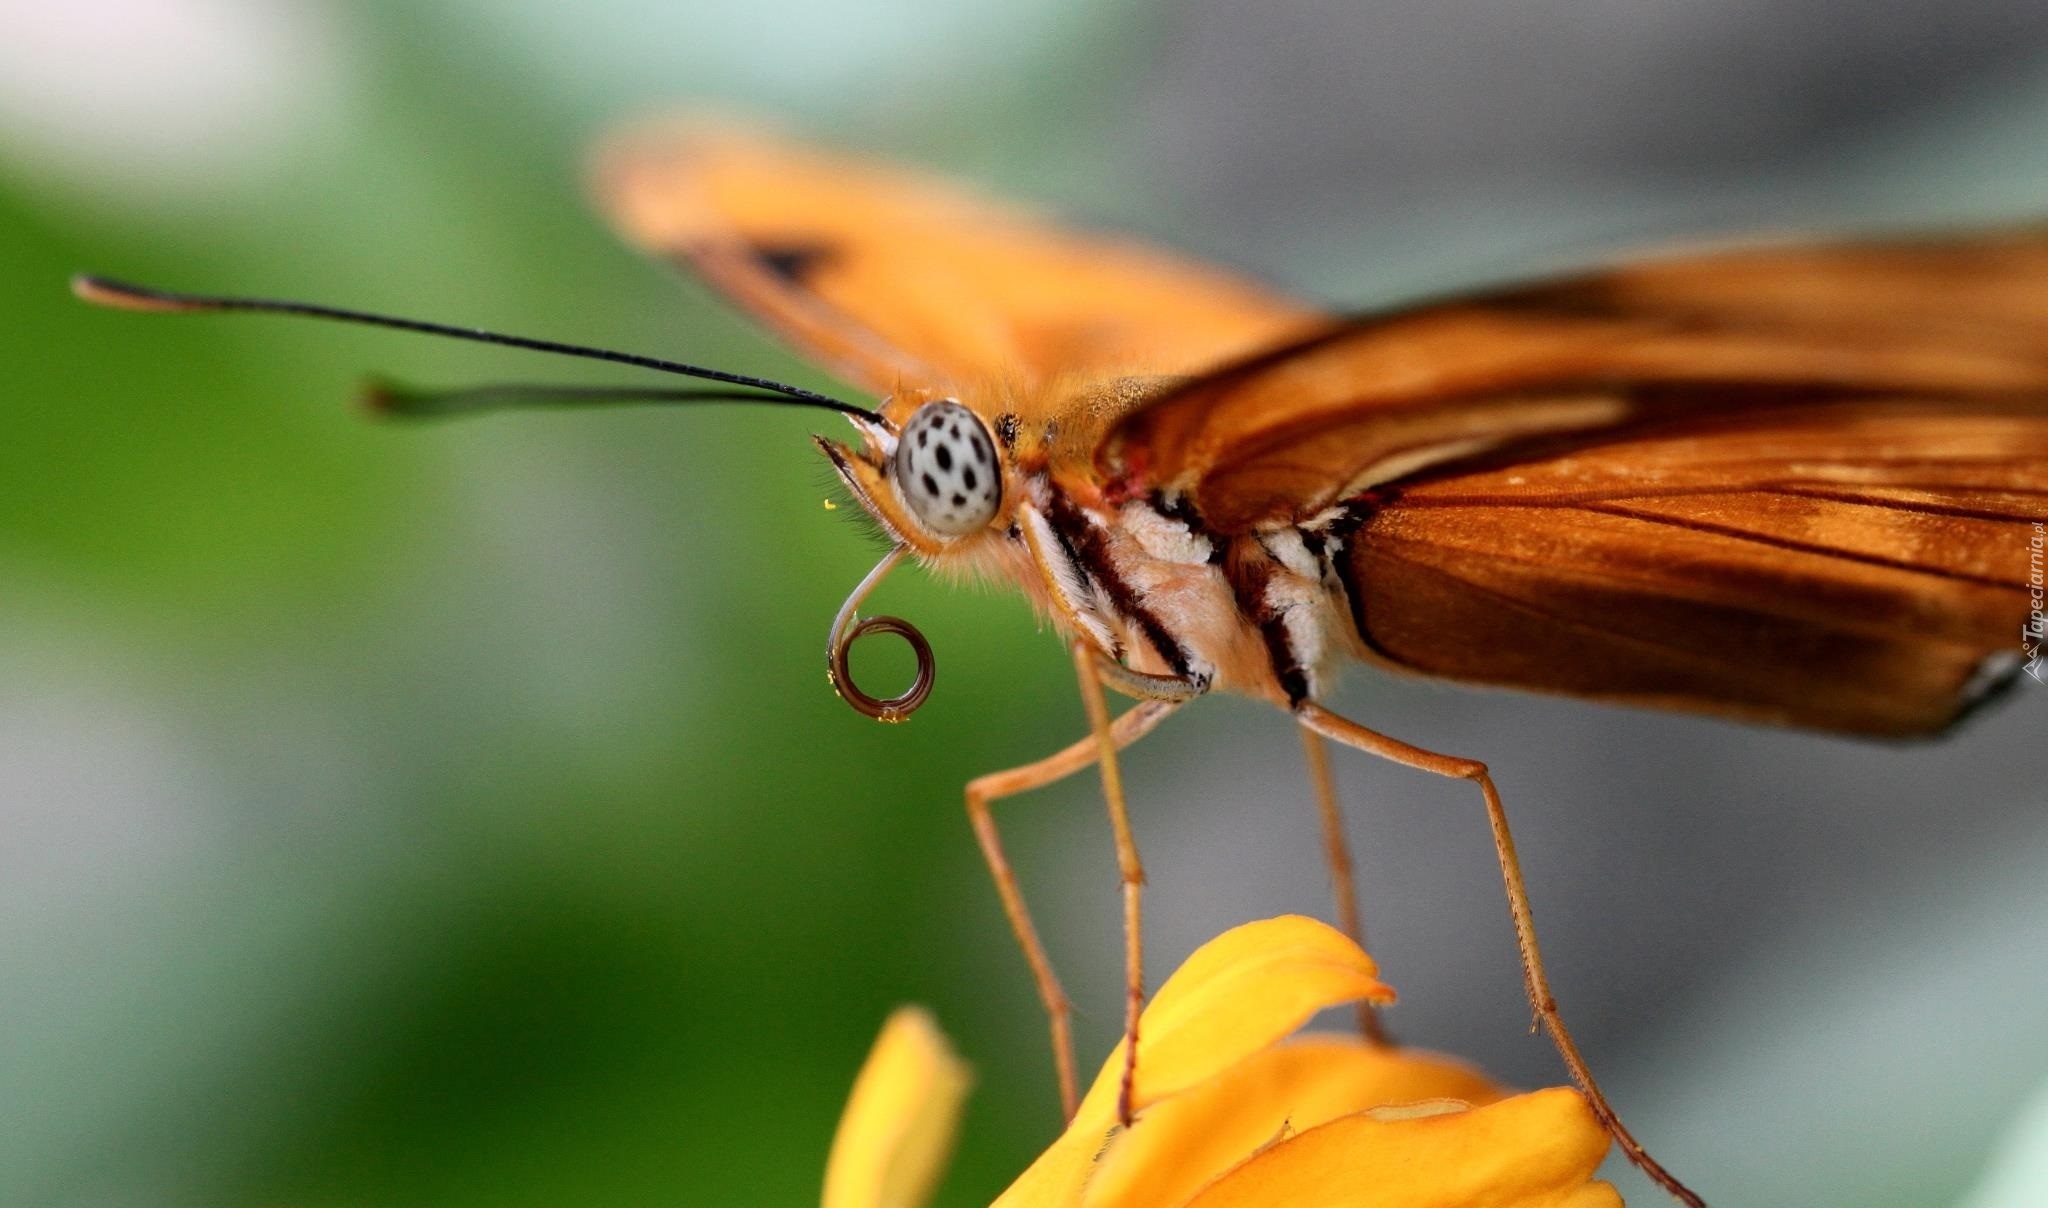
[1576, 501, 2021, 588]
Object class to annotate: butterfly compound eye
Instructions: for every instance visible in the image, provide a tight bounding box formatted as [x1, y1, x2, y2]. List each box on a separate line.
[891, 401, 1001, 537]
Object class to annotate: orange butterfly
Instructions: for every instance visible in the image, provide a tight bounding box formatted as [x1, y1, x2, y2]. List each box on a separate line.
[78, 119, 2048, 1208]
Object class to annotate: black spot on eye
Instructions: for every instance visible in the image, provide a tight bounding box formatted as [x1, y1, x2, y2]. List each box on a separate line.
[971, 435, 991, 463]
[935, 444, 953, 471]
[952, 493, 967, 507]
[962, 467, 978, 491]
[918, 430, 928, 448]
[921, 472, 939, 496]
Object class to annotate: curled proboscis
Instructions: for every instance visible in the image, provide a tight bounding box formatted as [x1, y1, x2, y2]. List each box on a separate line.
[827, 546, 934, 722]
[829, 614, 935, 722]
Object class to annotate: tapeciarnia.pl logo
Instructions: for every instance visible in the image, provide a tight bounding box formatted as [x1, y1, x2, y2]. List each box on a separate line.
[2026, 521, 2045, 683]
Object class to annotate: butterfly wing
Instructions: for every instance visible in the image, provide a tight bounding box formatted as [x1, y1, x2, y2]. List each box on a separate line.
[1096, 231, 2048, 734]
[1100, 229, 2048, 530]
[1342, 399, 2047, 734]
[593, 120, 1324, 398]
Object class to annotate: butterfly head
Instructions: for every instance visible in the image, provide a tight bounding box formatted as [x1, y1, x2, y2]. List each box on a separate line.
[816, 396, 1010, 555]
[810, 395, 1018, 723]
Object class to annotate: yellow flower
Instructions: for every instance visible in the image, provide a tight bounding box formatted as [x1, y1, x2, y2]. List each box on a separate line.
[823, 916, 1622, 1208]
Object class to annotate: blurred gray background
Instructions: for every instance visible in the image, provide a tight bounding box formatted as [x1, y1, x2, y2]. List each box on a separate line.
[1, 2, 2045, 1206]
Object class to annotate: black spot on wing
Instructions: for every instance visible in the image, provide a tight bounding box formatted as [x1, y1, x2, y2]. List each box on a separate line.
[748, 240, 837, 285]
[1467, 276, 1630, 320]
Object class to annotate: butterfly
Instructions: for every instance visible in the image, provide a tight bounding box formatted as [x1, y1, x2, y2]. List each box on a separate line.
[77, 118, 2048, 1208]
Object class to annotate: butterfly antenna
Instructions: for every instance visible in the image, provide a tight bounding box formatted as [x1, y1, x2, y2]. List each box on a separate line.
[359, 379, 820, 418]
[71, 274, 882, 422]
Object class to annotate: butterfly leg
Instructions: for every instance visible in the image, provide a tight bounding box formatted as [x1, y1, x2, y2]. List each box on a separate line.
[1069, 639, 1150, 1129]
[965, 693, 1181, 1121]
[1295, 701, 1705, 1208]
[1296, 723, 1391, 1045]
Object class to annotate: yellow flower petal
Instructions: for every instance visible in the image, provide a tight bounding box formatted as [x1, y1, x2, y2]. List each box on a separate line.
[1088, 915, 1397, 1117]
[823, 1007, 973, 1208]
[1181, 1086, 1622, 1208]
[993, 917, 1395, 1208]
[1085, 1036, 1508, 1208]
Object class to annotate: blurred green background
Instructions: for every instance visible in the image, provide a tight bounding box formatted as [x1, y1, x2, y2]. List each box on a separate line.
[3, 3, 2047, 1206]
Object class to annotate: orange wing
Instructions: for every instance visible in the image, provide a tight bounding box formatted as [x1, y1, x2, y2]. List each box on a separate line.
[592, 120, 1324, 399]
[1099, 229, 2048, 531]
[1341, 399, 2047, 735]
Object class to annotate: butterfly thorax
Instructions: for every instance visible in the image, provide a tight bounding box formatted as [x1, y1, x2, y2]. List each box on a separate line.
[985, 464, 1362, 708]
